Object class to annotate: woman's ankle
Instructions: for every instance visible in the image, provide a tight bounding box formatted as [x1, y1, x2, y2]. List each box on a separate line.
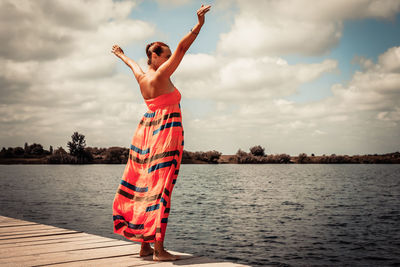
[141, 242, 151, 248]
[154, 240, 164, 251]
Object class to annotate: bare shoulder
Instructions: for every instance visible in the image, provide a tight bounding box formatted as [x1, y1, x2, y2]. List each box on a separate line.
[137, 74, 151, 99]
[139, 74, 174, 99]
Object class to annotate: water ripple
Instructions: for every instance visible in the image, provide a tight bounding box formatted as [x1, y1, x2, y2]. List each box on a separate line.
[1, 164, 400, 266]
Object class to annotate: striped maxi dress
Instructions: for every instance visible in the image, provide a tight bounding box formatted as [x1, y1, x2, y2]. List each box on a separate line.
[112, 87, 184, 243]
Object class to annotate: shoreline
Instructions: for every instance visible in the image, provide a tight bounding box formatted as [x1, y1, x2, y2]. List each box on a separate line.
[1, 152, 400, 164]
[3, 142, 399, 164]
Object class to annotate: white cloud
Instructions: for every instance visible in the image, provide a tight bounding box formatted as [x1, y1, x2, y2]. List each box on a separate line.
[0, 0, 155, 148]
[330, 46, 400, 113]
[179, 46, 400, 155]
[377, 107, 400, 121]
[175, 54, 337, 101]
[377, 46, 400, 72]
[175, 0, 400, 154]
[0, 0, 142, 61]
[312, 129, 327, 136]
[1, 0, 399, 156]
[155, 0, 192, 7]
[217, 0, 400, 56]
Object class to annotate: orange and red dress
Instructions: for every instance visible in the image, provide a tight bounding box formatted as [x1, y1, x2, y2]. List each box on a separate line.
[112, 88, 184, 242]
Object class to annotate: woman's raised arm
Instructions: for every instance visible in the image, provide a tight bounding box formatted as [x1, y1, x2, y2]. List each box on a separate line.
[156, 4, 211, 79]
[111, 45, 144, 82]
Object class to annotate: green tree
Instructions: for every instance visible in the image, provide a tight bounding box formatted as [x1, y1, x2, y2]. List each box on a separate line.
[250, 145, 265, 157]
[298, 153, 308, 163]
[30, 143, 44, 155]
[14, 147, 24, 157]
[236, 148, 254, 163]
[67, 132, 87, 163]
[24, 142, 32, 155]
[104, 147, 127, 164]
[0, 147, 6, 158]
[48, 146, 77, 164]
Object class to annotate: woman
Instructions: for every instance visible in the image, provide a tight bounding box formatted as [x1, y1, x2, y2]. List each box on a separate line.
[111, 4, 211, 261]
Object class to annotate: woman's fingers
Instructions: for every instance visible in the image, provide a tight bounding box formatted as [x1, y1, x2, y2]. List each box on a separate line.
[111, 44, 123, 54]
[197, 5, 211, 16]
[200, 5, 210, 12]
[202, 5, 211, 10]
[197, 5, 210, 12]
[198, 5, 211, 15]
[202, 8, 210, 15]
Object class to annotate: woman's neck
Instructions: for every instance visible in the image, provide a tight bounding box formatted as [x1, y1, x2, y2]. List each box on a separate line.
[148, 65, 157, 72]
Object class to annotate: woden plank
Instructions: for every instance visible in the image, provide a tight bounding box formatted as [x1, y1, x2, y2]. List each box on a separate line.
[0, 235, 118, 249]
[0, 228, 79, 237]
[0, 243, 141, 266]
[0, 222, 40, 228]
[0, 232, 96, 245]
[0, 230, 81, 240]
[0, 232, 86, 244]
[0, 224, 65, 234]
[31, 254, 153, 267]
[1, 239, 136, 259]
[38, 251, 194, 267]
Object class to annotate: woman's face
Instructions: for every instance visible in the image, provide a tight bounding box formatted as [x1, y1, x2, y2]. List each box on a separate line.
[159, 47, 171, 62]
[153, 46, 171, 68]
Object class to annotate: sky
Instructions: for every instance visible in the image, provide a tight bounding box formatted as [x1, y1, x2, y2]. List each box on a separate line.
[1, 0, 400, 156]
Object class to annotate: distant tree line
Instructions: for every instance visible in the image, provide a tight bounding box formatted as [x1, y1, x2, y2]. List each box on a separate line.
[1, 133, 399, 164]
[235, 145, 292, 163]
[0, 143, 52, 158]
[234, 146, 400, 164]
[182, 150, 222, 164]
[294, 152, 400, 164]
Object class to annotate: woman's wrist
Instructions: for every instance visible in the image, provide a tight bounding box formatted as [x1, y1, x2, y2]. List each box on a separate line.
[190, 28, 199, 35]
[118, 53, 127, 61]
[191, 23, 202, 34]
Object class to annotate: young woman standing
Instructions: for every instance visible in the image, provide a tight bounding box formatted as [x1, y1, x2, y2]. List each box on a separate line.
[111, 4, 211, 261]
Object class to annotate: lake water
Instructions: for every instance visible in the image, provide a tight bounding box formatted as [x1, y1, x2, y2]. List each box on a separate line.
[0, 164, 399, 266]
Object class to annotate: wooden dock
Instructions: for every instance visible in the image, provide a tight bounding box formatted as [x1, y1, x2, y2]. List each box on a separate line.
[0, 215, 248, 267]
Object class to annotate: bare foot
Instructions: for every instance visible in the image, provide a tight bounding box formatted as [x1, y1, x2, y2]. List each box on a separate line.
[139, 243, 154, 257]
[153, 249, 180, 261]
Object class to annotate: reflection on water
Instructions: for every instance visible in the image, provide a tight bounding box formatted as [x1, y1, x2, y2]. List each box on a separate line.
[1, 164, 399, 266]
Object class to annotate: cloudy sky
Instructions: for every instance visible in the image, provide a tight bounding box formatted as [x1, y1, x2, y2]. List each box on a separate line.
[1, 0, 400, 156]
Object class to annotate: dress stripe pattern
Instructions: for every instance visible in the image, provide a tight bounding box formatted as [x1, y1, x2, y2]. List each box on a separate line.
[112, 88, 184, 243]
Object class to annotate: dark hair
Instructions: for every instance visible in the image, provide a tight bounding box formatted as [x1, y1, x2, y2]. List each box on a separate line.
[146, 41, 169, 65]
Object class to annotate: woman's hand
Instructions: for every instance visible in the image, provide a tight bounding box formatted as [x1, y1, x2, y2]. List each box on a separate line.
[197, 4, 211, 26]
[111, 44, 124, 57]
